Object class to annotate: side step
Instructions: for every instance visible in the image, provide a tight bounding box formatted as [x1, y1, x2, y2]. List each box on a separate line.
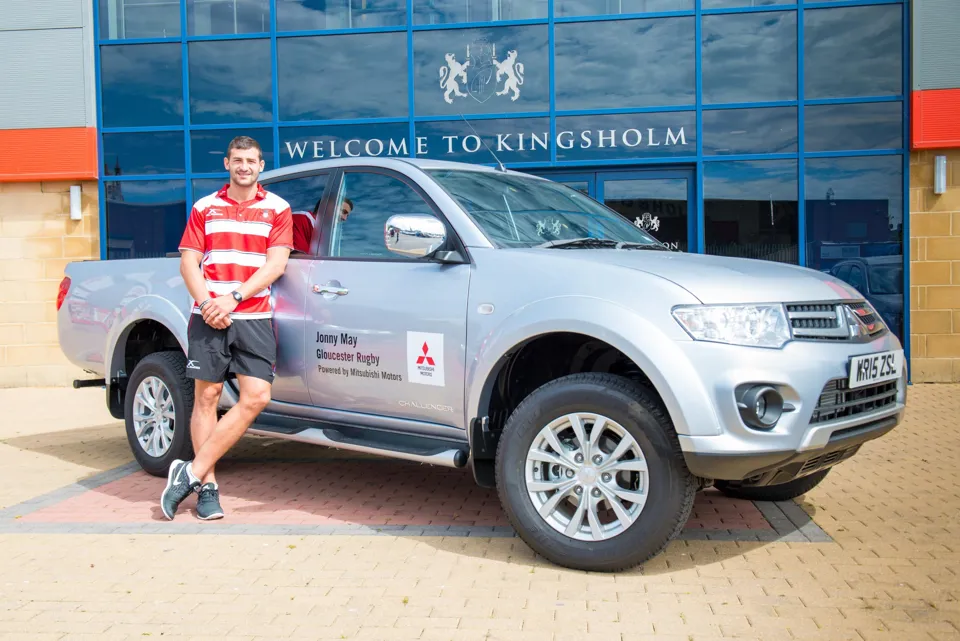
[248, 416, 469, 469]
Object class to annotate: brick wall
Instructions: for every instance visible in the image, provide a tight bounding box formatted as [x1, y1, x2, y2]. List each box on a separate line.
[910, 150, 960, 382]
[0, 181, 99, 388]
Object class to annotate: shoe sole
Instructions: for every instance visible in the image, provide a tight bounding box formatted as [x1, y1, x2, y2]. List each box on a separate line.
[197, 511, 224, 521]
[160, 459, 183, 521]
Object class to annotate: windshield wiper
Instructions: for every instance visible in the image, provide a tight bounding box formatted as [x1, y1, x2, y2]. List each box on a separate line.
[537, 237, 670, 250]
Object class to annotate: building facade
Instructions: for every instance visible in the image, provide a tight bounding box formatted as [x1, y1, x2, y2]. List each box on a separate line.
[0, 0, 958, 387]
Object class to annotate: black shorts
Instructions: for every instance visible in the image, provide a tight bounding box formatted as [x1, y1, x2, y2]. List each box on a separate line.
[186, 315, 277, 384]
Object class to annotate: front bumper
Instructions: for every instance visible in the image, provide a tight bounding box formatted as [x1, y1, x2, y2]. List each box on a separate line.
[672, 329, 907, 483]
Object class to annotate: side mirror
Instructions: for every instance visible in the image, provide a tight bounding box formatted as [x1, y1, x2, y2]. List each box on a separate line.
[384, 214, 447, 258]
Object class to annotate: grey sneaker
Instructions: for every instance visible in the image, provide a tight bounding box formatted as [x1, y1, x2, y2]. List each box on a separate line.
[196, 483, 224, 520]
[160, 459, 200, 520]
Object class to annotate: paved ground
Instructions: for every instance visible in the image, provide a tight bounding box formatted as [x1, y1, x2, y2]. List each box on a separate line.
[0, 384, 958, 640]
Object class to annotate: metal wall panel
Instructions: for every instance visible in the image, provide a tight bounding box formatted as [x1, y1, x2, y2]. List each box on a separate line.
[912, 0, 960, 90]
[0, 29, 88, 129]
[0, 0, 83, 31]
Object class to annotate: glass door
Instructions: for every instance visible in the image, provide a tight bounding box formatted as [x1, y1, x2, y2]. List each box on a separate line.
[597, 169, 695, 253]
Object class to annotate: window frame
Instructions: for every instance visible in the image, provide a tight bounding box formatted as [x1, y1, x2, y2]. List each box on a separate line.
[260, 168, 336, 259]
[313, 165, 471, 263]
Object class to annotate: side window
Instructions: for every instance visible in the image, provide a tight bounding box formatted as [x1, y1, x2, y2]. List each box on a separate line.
[847, 265, 866, 292]
[329, 171, 434, 260]
[264, 172, 330, 255]
[834, 264, 851, 283]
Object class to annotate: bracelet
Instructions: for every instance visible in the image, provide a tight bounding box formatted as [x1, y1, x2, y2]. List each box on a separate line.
[198, 298, 212, 310]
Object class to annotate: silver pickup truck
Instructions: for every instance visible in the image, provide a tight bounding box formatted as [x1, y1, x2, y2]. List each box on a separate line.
[57, 157, 907, 571]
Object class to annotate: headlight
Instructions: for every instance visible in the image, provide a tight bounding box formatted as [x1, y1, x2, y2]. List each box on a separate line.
[672, 304, 791, 349]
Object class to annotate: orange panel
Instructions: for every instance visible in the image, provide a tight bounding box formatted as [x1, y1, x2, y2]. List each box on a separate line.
[0, 127, 99, 182]
[912, 89, 960, 150]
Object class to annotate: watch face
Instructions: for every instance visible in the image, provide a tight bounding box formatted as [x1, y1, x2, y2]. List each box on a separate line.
[233, 292, 242, 302]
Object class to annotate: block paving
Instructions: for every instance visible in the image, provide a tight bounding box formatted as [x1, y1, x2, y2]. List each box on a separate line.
[0, 384, 958, 640]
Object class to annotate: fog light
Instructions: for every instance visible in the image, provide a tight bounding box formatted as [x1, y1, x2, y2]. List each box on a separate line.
[737, 385, 783, 429]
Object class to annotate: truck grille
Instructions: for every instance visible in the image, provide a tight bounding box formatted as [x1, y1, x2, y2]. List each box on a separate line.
[786, 302, 885, 341]
[810, 378, 899, 424]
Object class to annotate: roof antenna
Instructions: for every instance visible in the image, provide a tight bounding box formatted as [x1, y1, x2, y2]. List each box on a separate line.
[459, 113, 507, 172]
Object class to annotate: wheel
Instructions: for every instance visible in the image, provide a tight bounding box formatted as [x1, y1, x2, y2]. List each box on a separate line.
[124, 351, 195, 477]
[714, 468, 830, 502]
[494, 373, 697, 572]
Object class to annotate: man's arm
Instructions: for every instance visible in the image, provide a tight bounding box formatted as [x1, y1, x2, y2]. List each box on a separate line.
[201, 246, 291, 318]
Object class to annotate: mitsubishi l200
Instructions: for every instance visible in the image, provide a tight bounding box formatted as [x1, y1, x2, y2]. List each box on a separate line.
[57, 158, 907, 571]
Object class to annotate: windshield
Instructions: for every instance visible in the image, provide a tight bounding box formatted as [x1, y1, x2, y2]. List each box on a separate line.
[425, 169, 663, 248]
[868, 264, 903, 295]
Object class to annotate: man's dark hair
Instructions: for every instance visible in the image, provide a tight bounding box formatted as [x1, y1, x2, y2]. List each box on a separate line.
[226, 135, 262, 160]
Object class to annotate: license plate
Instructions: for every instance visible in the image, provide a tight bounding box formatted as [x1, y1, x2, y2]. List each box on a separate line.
[848, 350, 903, 389]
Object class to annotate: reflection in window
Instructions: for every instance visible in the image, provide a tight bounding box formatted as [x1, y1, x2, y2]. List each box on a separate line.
[555, 18, 694, 111]
[701, 12, 797, 104]
[100, 0, 180, 39]
[413, 26, 549, 117]
[278, 122, 410, 166]
[105, 180, 187, 260]
[703, 0, 789, 7]
[555, 112, 696, 162]
[805, 102, 902, 152]
[415, 118, 550, 164]
[415, 0, 546, 25]
[805, 156, 904, 341]
[603, 178, 689, 252]
[329, 172, 434, 259]
[704, 160, 799, 265]
[555, 0, 691, 18]
[804, 5, 902, 100]
[702, 107, 797, 155]
[265, 173, 332, 254]
[100, 44, 183, 128]
[191, 129, 274, 173]
[187, 0, 269, 35]
[188, 40, 272, 124]
[103, 132, 185, 176]
[277, 0, 405, 30]
[278, 33, 408, 121]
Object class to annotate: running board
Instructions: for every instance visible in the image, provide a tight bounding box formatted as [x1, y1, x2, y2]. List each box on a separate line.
[247, 423, 469, 469]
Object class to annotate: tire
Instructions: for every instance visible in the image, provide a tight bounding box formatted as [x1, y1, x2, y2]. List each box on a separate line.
[494, 373, 697, 572]
[123, 351, 195, 477]
[714, 468, 830, 502]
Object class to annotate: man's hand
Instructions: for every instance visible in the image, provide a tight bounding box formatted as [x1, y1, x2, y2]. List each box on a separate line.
[202, 295, 237, 329]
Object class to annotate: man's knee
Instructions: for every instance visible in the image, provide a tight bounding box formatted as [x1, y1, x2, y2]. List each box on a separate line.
[195, 381, 224, 408]
[240, 383, 271, 413]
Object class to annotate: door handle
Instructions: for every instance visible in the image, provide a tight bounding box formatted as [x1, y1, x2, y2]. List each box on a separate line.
[313, 284, 348, 296]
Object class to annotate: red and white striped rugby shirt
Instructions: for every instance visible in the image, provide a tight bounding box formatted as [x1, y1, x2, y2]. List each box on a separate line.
[178, 183, 294, 320]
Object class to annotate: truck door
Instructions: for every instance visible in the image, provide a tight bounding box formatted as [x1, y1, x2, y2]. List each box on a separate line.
[303, 167, 471, 432]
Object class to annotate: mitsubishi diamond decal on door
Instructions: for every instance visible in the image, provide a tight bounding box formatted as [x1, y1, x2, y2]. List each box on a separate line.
[407, 331, 445, 386]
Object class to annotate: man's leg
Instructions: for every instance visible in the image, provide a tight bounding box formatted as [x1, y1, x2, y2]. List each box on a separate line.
[190, 379, 223, 486]
[190, 373, 270, 482]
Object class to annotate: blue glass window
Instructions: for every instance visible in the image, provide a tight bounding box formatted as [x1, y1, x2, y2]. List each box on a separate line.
[555, 112, 696, 162]
[702, 107, 797, 155]
[99, 0, 180, 39]
[188, 40, 273, 124]
[415, 118, 550, 164]
[278, 122, 410, 166]
[187, 0, 269, 35]
[277, 0, 405, 30]
[192, 178, 227, 204]
[703, 0, 790, 7]
[805, 156, 904, 341]
[100, 44, 183, 128]
[278, 33, 408, 121]
[555, 0, 691, 18]
[104, 180, 187, 260]
[415, 0, 546, 25]
[191, 129, 274, 173]
[102, 132, 186, 176]
[555, 18, 695, 111]
[704, 160, 798, 264]
[413, 26, 549, 117]
[805, 102, 903, 152]
[804, 6, 903, 100]
[701, 12, 797, 105]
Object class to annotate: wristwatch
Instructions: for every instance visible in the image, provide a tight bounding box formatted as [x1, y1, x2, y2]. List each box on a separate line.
[231, 291, 243, 303]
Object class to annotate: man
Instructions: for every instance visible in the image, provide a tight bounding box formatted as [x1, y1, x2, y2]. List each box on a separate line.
[292, 197, 352, 254]
[161, 135, 293, 521]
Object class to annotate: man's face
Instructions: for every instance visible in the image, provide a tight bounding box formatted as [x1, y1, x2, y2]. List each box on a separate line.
[224, 148, 264, 187]
[339, 203, 352, 221]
